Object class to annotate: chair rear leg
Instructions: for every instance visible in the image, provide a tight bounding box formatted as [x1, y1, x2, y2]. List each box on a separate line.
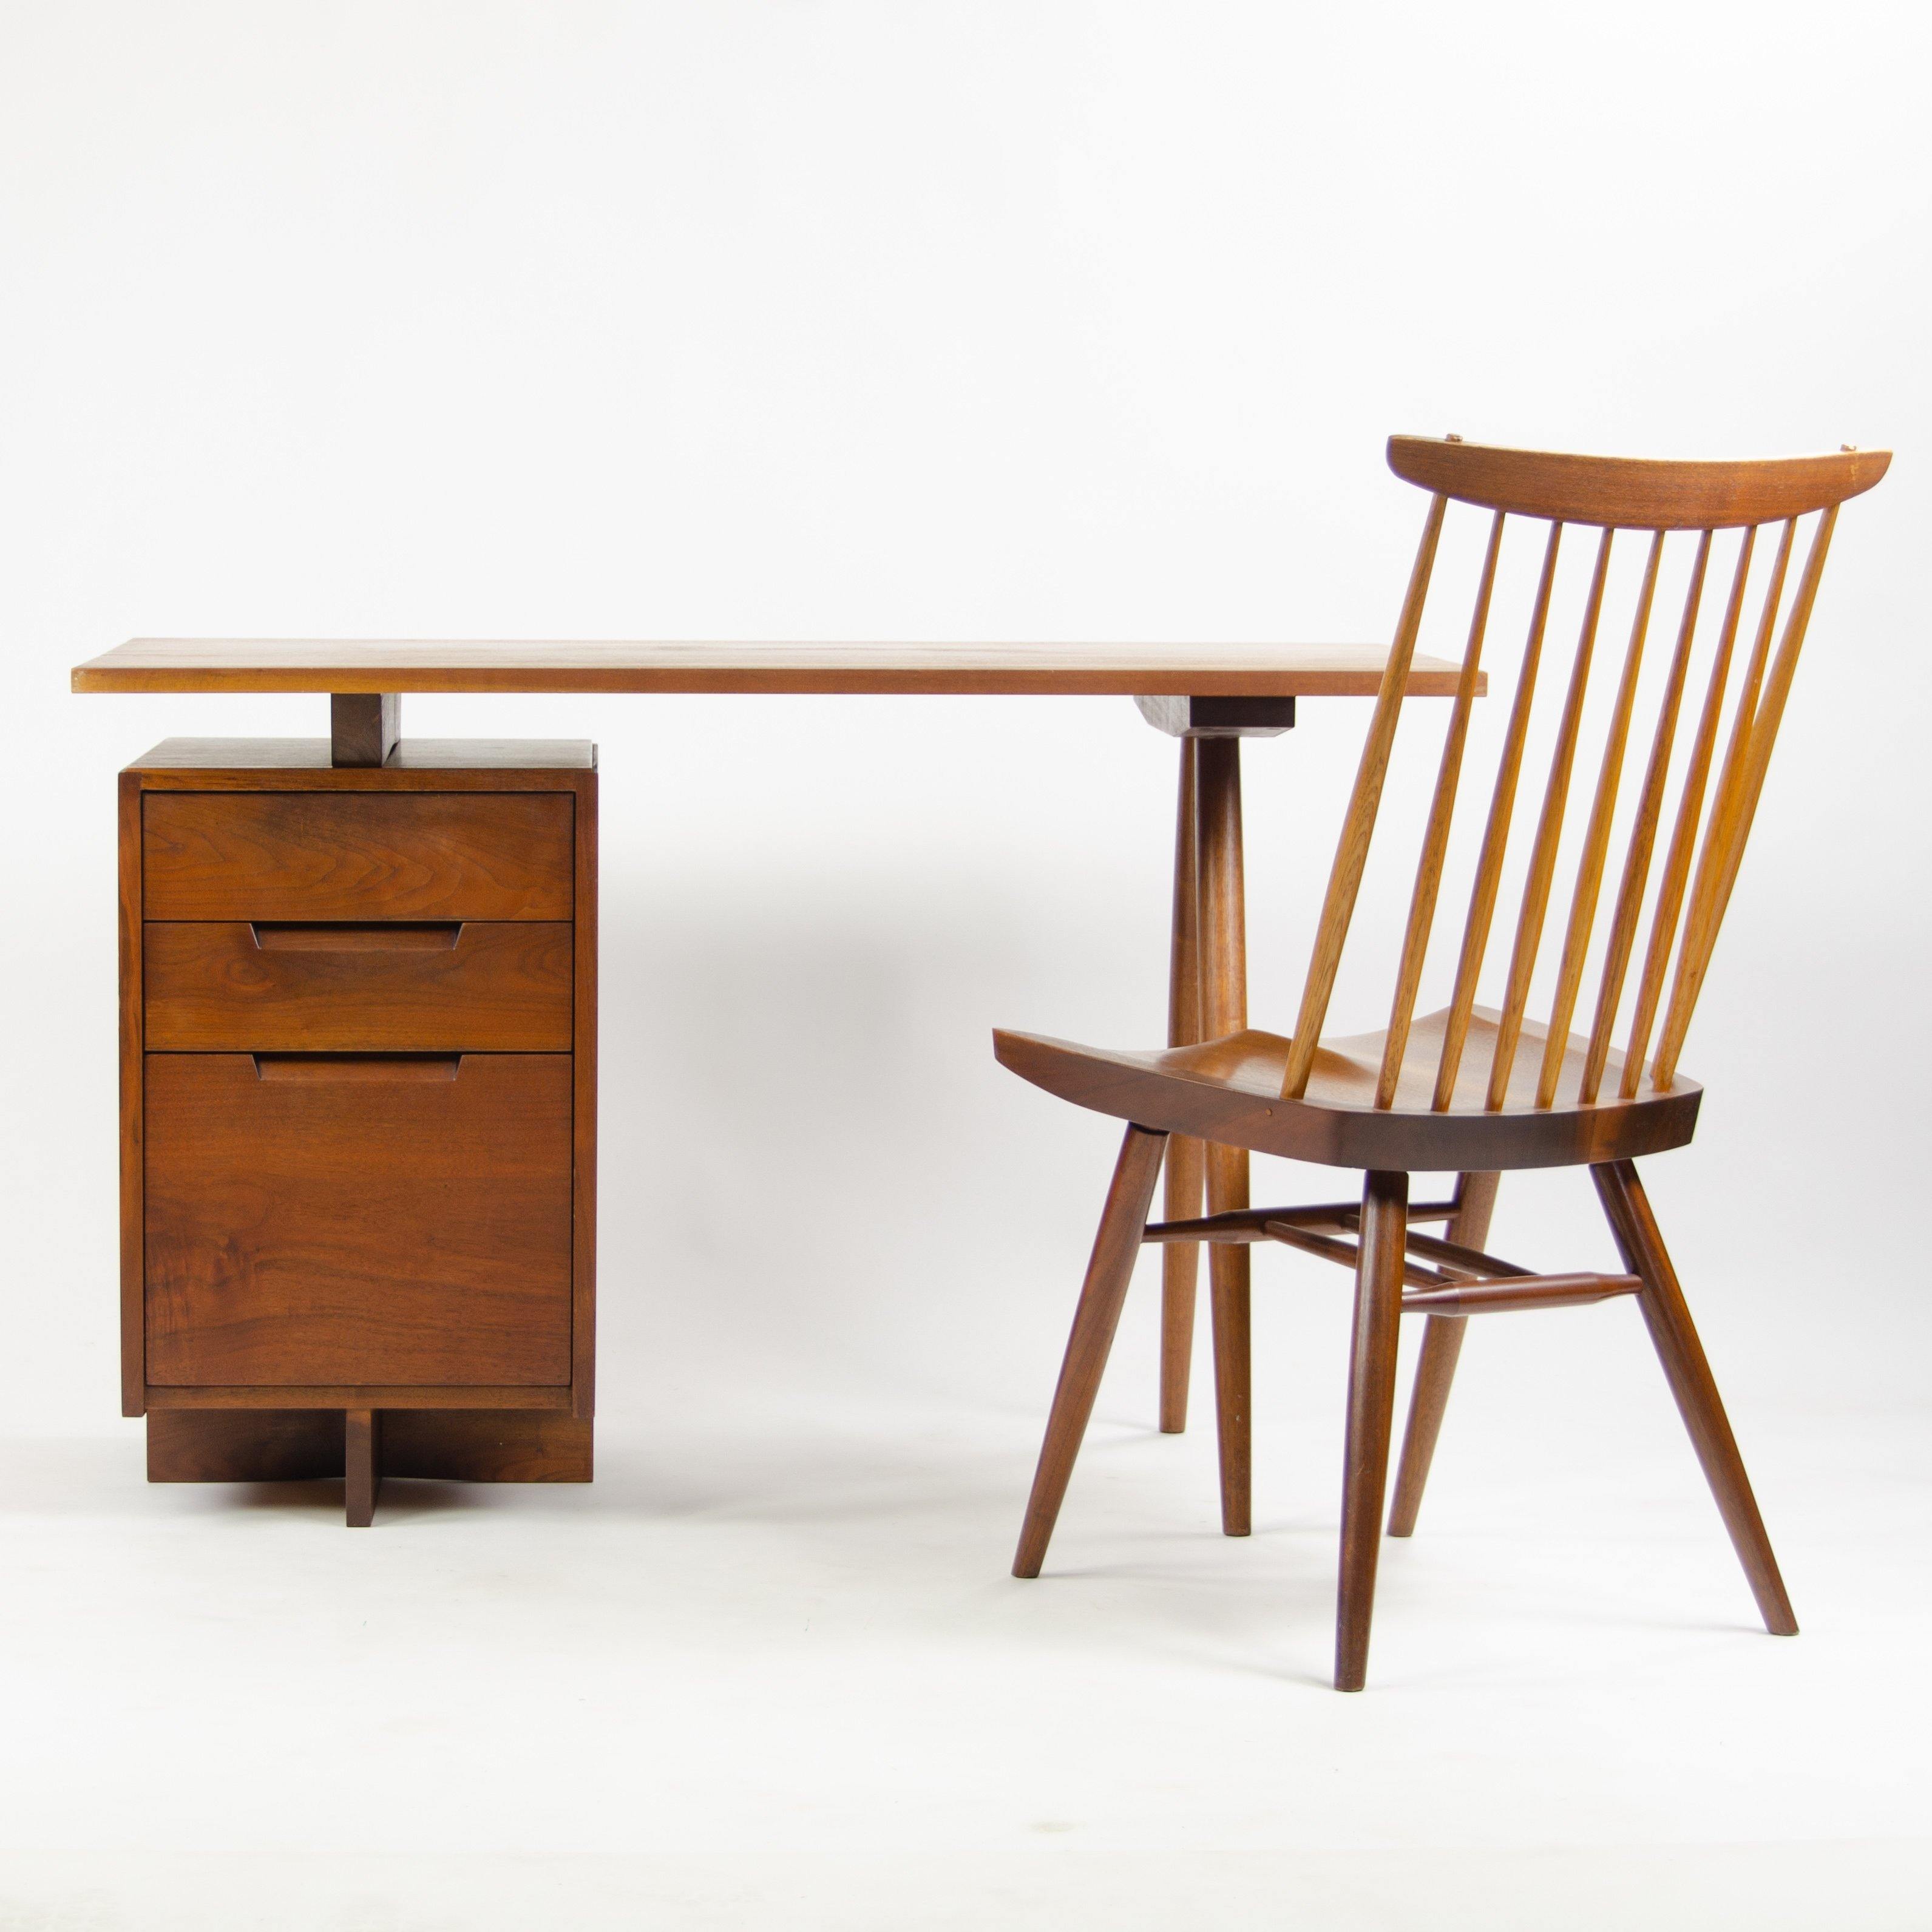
[1014, 1124, 1170, 1579]
[1385, 1317, 1467, 1539]
[1388, 1171, 1500, 1536]
[1591, 1159, 1797, 1636]
[1336, 1170, 1408, 1690]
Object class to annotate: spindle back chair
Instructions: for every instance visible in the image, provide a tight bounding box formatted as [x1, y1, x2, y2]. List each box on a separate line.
[994, 434, 1889, 1689]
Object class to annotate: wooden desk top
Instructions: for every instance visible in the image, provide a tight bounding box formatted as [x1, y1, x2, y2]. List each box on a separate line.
[72, 640, 1468, 698]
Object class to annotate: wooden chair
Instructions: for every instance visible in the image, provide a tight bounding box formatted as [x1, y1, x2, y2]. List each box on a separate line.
[995, 435, 1890, 1689]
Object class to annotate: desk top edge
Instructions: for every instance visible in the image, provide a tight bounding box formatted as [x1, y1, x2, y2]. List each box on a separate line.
[127, 737, 598, 772]
[73, 640, 1472, 697]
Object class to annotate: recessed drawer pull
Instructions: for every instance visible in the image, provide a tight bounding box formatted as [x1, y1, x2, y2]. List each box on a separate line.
[145, 922, 572, 1053]
[249, 923, 464, 952]
[252, 1054, 464, 1083]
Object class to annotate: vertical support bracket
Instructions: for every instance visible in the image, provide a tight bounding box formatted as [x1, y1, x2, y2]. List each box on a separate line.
[331, 694, 401, 768]
[1159, 739, 1205, 1433]
[1144, 696, 1288, 1437]
[1196, 735, 1252, 1536]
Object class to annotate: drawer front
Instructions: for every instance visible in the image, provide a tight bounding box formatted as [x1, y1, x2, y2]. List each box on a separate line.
[144, 921, 573, 1051]
[143, 792, 574, 921]
[145, 1052, 572, 1387]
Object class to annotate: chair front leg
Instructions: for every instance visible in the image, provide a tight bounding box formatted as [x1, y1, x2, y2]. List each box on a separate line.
[1591, 1159, 1797, 1635]
[1388, 1170, 1500, 1536]
[1336, 1169, 1408, 1690]
[1158, 1134, 1204, 1432]
[1205, 1139, 1252, 1537]
[1013, 1123, 1170, 1579]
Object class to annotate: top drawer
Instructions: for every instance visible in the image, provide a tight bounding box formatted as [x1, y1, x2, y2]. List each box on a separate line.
[143, 793, 574, 921]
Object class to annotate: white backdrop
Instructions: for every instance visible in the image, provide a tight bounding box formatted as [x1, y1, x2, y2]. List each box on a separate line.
[4, 0, 1926, 1427]
[2, 5, 1928, 1925]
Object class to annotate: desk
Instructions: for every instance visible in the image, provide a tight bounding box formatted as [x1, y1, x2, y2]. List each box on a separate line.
[73, 640, 1468, 1518]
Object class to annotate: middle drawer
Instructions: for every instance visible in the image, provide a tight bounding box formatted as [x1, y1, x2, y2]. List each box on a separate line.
[144, 921, 574, 1051]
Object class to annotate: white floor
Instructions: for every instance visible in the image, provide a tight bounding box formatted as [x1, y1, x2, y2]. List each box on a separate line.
[4, 1343, 1928, 1931]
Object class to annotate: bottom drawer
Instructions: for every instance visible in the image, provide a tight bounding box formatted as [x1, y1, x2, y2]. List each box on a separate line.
[144, 1052, 572, 1387]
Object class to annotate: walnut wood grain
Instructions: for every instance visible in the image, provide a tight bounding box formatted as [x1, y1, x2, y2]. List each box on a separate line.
[1196, 739, 1252, 1537]
[1534, 530, 1663, 1107]
[1012, 1124, 1169, 1579]
[1592, 1159, 1797, 1635]
[1486, 527, 1614, 1109]
[1618, 532, 1755, 1099]
[1283, 494, 1448, 1100]
[380, 1409, 593, 1482]
[1386, 1171, 1499, 1539]
[145, 1407, 594, 1484]
[76, 641, 1473, 697]
[1159, 741, 1205, 1434]
[571, 771, 598, 1419]
[1387, 435, 1889, 529]
[995, 435, 1879, 1685]
[118, 772, 146, 1417]
[143, 791, 574, 922]
[1398, 1274, 1638, 1315]
[144, 1051, 574, 1388]
[331, 694, 401, 768]
[121, 747, 598, 1510]
[1142, 1199, 1463, 1242]
[995, 1007, 1701, 1174]
[345, 1409, 381, 1527]
[146, 1385, 573, 1410]
[1432, 523, 1562, 1109]
[130, 738, 595, 771]
[144, 921, 573, 1052]
[147, 1408, 345, 1482]
[1378, 510, 1502, 1105]
[1336, 1170, 1408, 1691]
[1580, 533, 1710, 1104]
[1653, 509, 1839, 1089]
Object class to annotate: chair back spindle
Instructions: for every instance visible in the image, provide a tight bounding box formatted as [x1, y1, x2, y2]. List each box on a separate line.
[1577, 527, 1709, 1105]
[1430, 521, 1563, 1110]
[1375, 509, 1503, 1107]
[1650, 507, 1837, 1087]
[1279, 437, 1888, 1114]
[1280, 493, 1448, 1098]
[1615, 523, 1763, 1097]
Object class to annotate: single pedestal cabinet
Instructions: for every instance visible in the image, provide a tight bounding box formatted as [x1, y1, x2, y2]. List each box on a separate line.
[120, 734, 598, 1524]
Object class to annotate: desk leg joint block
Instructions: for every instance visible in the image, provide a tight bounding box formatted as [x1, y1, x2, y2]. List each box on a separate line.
[1134, 695, 1295, 738]
[330, 693, 402, 767]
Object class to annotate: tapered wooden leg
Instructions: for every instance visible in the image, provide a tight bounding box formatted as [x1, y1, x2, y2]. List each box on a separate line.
[1388, 1170, 1499, 1536]
[1014, 1125, 1170, 1578]
[1337, 1170, 1408, 1690]
[1592, 1159, 1797, 1635]
[345, 1408, 382, 1528]
[1207, 1147, 1252, 1535]
[1160, 1139, 1205, 1432]
[1160, 741, 1205, 1433]
[1195, 738, 1252, 1534]
[1385, 1318, 1465, 1539]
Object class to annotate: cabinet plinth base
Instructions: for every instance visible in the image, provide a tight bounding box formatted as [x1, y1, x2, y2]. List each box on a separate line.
[146, 1409, 595, 1502]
